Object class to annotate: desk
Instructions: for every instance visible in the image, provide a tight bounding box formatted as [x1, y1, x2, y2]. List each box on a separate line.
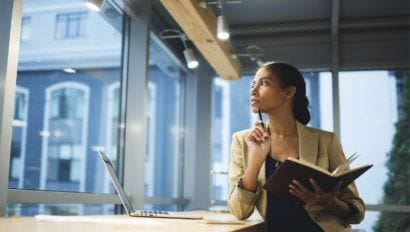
[0, 211, 265, 232]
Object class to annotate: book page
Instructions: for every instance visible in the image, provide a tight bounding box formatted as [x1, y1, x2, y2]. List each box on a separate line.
[331, 153, 359, 176]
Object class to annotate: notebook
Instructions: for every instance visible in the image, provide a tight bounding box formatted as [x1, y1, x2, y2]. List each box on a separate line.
[263, 154, 372, 195]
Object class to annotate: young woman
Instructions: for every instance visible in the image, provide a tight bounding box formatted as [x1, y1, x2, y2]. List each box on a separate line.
[228, 61, 365, 232]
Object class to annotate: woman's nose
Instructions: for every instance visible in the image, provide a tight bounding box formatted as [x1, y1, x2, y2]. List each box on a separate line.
[251, 86, 258, 95]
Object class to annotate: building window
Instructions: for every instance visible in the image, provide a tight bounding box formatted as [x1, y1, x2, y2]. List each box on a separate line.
[41, 82, 89, 191]
[9, 87, 29, 189]
[50, 88, 84, 119]
[21, 17, 31, 42]
[55, 12, 87, 39]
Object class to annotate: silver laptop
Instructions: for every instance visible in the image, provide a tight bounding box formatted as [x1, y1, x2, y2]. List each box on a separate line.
[97, 150, 203, 220]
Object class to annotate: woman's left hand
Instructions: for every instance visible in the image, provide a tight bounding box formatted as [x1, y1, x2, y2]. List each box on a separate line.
[289, 178, 342, 209]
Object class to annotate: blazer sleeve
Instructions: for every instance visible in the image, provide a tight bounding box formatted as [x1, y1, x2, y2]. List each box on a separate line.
[328, 132, 366, 224]
[228, 133, 261, 220]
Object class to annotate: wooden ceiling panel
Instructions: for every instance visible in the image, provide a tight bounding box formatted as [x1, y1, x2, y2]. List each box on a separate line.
[159, 0, 242, 80]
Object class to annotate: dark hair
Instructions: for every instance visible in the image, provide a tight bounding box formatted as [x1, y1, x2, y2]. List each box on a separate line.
[259, 61, 311, 125]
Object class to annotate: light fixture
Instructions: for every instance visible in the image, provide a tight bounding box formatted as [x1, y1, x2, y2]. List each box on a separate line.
[183, 48, 199, 69]
[200, 1, 243, 41]
[159, 29, 199, 69]
[236, 45, 266, 66]
[217, 15, 230, 40]
[85, 0, 103, 12]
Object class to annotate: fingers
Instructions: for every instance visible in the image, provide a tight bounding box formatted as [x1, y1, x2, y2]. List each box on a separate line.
[289, 180, 312, 202]
[309, 178, 324, 194]
[289, 182, 307, 202]
[249, 120, 269, 142]
[331, 181, 342, 194]
[255, 120, 269, 135]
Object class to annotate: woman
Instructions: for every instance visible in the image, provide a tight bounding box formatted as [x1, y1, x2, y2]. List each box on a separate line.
[228, 61, 365, 232]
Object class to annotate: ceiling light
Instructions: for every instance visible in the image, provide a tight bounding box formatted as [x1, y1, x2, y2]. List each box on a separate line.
[159, 29, 199, 69]
[217, 15, 230, 40]
[85, 0, 103, 12]
[183, 48, 199, 69]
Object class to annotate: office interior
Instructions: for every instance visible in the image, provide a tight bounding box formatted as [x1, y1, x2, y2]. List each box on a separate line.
[0, 0, 409, 231]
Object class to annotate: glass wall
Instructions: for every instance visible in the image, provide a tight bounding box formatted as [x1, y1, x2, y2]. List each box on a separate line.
[210, 72, 333, 207]
[339, 70, 404, 232]
[7, 0, 125, 215]
[144, 41, 185, 211]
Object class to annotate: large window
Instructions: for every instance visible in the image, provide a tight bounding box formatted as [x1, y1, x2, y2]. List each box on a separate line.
[7, 0, 125, 216]
[144, 42, 186, 211]
[339, 70, 404, 232]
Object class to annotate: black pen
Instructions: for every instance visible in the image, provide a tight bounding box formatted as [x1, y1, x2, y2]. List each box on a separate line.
[257, 108, 265, 128]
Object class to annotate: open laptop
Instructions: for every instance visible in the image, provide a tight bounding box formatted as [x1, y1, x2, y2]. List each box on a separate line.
[97, 150, 203, 220]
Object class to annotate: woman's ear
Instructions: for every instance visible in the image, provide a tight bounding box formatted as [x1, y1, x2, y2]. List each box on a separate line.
[285, 86, 296, 100]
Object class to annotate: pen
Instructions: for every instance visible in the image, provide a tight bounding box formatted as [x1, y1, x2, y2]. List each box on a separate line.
[257, 108, 265, 128]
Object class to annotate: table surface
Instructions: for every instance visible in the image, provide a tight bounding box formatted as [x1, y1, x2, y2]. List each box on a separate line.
[0, 210, 265, 232]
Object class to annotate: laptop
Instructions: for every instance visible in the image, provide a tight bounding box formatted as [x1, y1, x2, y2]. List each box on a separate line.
[97, 150, 203, 220]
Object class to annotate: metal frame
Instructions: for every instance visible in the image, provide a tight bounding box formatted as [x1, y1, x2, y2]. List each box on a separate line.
[0, 0, 23, 217]
[331, 0, 341, 138]
[121, 0, 150, 211]
[7, 189, 189, 207]
[182, 55, 214, 210]
[212, 200, 410, 213]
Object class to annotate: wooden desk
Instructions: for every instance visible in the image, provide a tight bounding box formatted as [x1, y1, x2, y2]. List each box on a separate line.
[0, 211, 265, 232]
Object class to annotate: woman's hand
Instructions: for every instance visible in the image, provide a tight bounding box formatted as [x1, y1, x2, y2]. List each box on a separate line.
[241, 120, 270, 192]
[244, 120, 270, 166]
[289, 178, 341, 209]
[289, 179, 354, 218]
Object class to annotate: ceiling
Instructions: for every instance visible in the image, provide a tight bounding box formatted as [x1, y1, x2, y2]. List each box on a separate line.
[153, 0, 409, 74]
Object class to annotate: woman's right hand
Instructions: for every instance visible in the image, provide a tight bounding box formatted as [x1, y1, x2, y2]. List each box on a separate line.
[244, 120, 270, 167]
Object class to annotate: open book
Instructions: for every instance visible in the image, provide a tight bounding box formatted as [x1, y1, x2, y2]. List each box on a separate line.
[263, 153, 372, 195]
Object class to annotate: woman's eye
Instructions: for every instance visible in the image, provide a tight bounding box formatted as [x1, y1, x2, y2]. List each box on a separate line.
[260, 81, 268, 86]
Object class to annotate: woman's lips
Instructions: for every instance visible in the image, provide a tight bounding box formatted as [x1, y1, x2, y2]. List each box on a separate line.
[250, 99, 259, 106]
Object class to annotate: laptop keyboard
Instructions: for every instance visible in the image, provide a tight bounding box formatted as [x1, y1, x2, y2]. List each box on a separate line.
[135, 210, 170, 216]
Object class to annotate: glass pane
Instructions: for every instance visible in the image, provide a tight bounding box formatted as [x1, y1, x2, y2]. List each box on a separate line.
[211, 75, 253, 206]
[210, 72, 333, 206]
[305, 72, 334, 131]
[8, 0, 125, 194]
[339, 70, 406, 231]
[144, 41, 185, 201]
[7, 203, 119, 216]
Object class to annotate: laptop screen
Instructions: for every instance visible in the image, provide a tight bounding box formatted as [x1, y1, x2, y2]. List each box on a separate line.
[97, 150, 134, 215]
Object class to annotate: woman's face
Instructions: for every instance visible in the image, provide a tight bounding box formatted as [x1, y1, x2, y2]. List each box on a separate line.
[250, 67, 290, 113]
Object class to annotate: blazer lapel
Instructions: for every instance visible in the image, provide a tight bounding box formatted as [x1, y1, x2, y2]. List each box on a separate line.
[297, 121, 319, 165]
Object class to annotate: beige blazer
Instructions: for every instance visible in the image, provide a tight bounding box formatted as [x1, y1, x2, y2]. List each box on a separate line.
[228, 121, 365, 232]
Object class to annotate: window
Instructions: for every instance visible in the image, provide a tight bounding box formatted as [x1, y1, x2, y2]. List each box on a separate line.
[8, 87, 29, 188]
[55, 12, 87, 39]
[21, 17, 31, 42]
[210, 75, 253, 206]
[8, 0, 125, 215]
[144, 42, 185, 210]
[339, 70, 404, 232]
[41, 83, 89, 191]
